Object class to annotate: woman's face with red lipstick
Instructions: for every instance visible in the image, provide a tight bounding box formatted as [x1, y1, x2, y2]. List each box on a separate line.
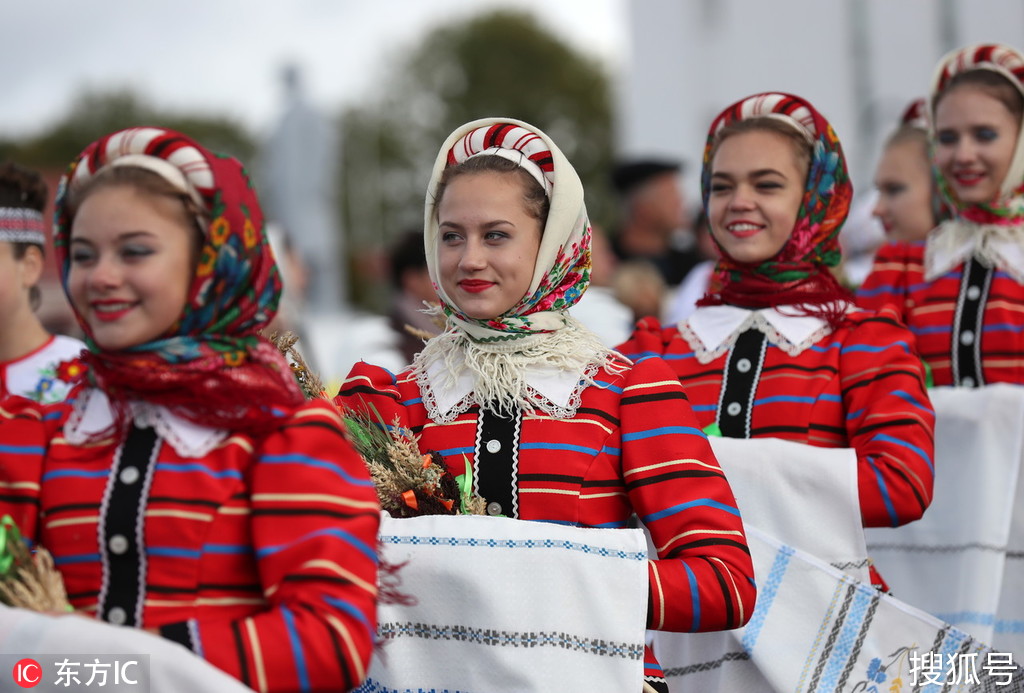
[68, 184, 196, 351]
[708, 129, 807, 264]
[934, 84, 1020, 206]
[437, 171, 542, 320]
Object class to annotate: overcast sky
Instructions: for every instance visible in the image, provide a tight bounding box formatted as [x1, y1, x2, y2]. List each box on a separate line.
[4, 0, 625, 140]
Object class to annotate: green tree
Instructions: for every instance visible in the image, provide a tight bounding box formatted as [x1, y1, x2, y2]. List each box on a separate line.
[339, 9, 614, 309]
[0, 89, 255, 171]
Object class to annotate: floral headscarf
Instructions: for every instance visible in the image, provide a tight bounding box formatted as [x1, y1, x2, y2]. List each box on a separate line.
[413, 118, 621, 421]
[698, 92, 853, 324]
[929, 43, 1024, 226]
[54, 127, 304, 434]
[924, 44, 1024, 280]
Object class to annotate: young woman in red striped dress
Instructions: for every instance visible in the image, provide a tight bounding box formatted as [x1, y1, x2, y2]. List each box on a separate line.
[858, 44, 1024, 387]
[617, 94, 935, 544]
[337, 118, 755, 693]
[0, 128, 379, 692]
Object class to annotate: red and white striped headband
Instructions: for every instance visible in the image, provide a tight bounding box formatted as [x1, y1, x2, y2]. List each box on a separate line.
[0, 208, 45, 245]
[900, 98, 929, 129]
[709, 92, 818, 143]
[931, 43, 1024, 108]
[447, 122, 555, 196]
[68, 127, 213, 208]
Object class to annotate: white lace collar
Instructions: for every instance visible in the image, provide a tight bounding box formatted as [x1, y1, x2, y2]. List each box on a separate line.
[64, 388, 229, 458]
[925, 218, 1024, 282]
[681, 304, 846, 364]
[419, 346, 592, 424]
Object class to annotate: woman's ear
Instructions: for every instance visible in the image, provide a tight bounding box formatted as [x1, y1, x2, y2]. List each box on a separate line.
[18, 245, 44, 288]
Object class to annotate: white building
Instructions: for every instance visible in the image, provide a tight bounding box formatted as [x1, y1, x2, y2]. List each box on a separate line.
[616, 0, 1024, 192]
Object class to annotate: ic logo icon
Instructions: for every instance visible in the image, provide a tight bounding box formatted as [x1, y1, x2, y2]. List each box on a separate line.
[13, 658, 42, 688]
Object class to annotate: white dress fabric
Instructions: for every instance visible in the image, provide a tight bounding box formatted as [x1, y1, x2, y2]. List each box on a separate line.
[865, 384, 1024, 657]
[0, 605, 253, 692]
[651, 437, 1018, 691]
[356, 513, 648, 693]
[1, 335, 85, 403]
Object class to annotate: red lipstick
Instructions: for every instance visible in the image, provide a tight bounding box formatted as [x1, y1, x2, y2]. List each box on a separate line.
[458, 280, 495, 293]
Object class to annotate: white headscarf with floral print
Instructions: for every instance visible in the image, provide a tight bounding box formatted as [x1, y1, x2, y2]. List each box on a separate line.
[925, 43, 1024, 280]
[414, 118, 624, 422]
[424, 118, 592, 341]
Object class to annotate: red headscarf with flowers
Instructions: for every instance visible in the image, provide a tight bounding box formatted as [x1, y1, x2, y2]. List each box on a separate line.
[53, 127, 304, 434]
[698, 93, 854, 327]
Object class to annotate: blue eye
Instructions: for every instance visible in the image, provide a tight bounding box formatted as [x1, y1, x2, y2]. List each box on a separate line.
[70, 248, 96, 264]
[936, 130, 958, 146]
[976, 128, 999, 143]
[484, 231, 509, 241]
[440, 231, 462, 243]
[122, 245, 154, 260]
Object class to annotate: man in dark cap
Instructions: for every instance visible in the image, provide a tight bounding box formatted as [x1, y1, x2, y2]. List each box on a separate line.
[610, 159, 701, 287]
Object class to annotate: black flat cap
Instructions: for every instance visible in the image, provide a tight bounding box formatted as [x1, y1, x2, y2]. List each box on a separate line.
[611, 159, 683, 195]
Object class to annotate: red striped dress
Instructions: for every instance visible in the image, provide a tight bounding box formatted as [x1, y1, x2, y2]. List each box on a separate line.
[0, 388, 379, 693]
[857, 240, 1024, 387]
[337, 355, 756, 688]
[617, 305, 935, 529]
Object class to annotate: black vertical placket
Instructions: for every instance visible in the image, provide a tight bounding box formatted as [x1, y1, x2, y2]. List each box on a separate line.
[951, 257, 993, 388]
[474, 406, 521, 518]
[98, 423, 158, 626]
[716, 329, 768, 438]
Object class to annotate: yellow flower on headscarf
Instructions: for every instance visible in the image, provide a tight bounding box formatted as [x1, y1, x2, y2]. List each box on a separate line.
[196, 248, 216, 278]
[243, 220, 258, 249]
[210, 216, 230, 246]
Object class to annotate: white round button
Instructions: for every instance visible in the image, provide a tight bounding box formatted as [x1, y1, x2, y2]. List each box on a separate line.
[119, 466, 140, 485]
[107, 607, 127, 625]
[966, 285, 982, 301]
[961, 376, 976, 388]
[736, 358, 752, 373]
[726, 402, 742, 416]
[485, 439, 501, 454]
[108, 534, 129, 555]
[486, 502, 503, 516]
[960, 330, 975, 346]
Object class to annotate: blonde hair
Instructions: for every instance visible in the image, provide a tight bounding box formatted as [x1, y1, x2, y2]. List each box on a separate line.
[711, 117, 813, 178]
[67, 165, 208, 232]
[432, 154, 550, 225]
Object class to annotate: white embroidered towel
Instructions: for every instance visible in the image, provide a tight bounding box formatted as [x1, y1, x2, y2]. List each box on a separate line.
[358, 513, 648, 693]
[865, 384, 1024, 656]
[654, 527, 1016, 692]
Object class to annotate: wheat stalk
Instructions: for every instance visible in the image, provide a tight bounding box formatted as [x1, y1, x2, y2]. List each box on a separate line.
[0, 517, 72, 613]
